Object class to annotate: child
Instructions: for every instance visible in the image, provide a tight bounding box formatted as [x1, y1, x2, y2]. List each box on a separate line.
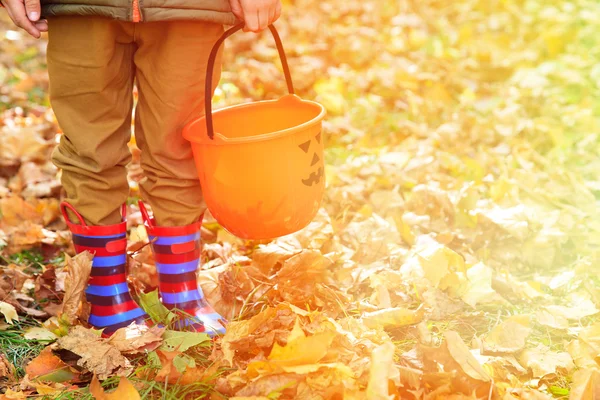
[2, 0, 282, 336]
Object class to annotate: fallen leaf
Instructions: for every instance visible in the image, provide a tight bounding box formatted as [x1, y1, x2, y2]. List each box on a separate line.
[222, 308, 277, 366]
[0, 302, 18, 324]
[25, 347, 77, 382]
[0, 389, 27, 399]
[138, 290, 175, 325]
[268, 318, 336, 367]
[23, 327, 58, 341]
[535, 309, 569, 330]
[569, 368, 600, 400]
[107, 324, 165, 354]
[235, 374, 300, 397]
[482, 317, 531, 354]
[56, 326, 131, 379]
[461, 262, 501, 307]
[567, 340, 598, 369]
[153, 349, 206, 385]
[159, 330, 210, 352]
[544, 299, 599, 321]
[519, 345, 574, 378]
[90, 375, 140, 400]
[60, 252, 93, 324]
[0, 353, 15, 380]
[444, 331, 491, 382]
[366, 341, 397, 400]
[362, 305, 425, 330]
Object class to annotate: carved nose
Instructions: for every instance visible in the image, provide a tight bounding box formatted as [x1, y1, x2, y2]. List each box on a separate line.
[311, 153, 320, 166]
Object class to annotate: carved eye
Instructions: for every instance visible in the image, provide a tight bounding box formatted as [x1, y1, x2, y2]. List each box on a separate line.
[299, 140, 310, 153]
[299, 131, 322, 153]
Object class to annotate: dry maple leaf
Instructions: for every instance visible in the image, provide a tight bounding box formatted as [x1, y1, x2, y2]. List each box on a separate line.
[56, 326, 131, 379]
[107, 324, 165, 354]
[60, 251, 93, 325]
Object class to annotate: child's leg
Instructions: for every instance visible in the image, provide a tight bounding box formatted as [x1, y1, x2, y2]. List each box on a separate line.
[134, 22, 227, 334]
[48, 16, 136, 226]
[48, 17, 149, 335]
[133, 21, 224, 227]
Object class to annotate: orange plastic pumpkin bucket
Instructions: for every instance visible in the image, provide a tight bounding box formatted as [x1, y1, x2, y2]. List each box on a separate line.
[183, 23, 326, 240]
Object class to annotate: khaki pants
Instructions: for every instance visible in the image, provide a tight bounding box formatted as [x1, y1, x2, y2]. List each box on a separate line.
[48, 17, 223, 226]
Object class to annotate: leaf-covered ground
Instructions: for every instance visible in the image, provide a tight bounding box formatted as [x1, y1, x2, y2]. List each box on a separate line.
[1, 0, 600, 398]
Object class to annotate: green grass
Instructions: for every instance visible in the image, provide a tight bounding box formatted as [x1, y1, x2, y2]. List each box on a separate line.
[0, 318, 51, 379]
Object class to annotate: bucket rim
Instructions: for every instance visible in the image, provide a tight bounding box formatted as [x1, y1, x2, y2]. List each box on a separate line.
[183, 95, 326, 145]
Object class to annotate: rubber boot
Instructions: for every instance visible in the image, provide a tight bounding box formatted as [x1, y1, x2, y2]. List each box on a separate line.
[61, 202, 149, 336]
[139, 201, 226, 336]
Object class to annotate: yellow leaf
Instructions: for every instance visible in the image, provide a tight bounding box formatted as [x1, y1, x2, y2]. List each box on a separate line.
[519, 345, 574, 378]
[23, 327, 58, 341]
[366, 341, 397, 400]
[569, 368, 600, 400]
[268, 322, 336, 367]
[482, 317, 532, 354]
[0, 389, 26, 399]
[0, 302, 18, 324]
[444, 331, 491, 382]
[90, 375, 140, 400]
[362, 305, 424, 330]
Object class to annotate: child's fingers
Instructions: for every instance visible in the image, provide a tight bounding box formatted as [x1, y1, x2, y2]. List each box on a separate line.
[258, 8, 269, 31]
[268, 5, 275, 25]
[244, 8, 259, 32]
[35, 19, 48, 32]
[24, 0, 40, 21]
[5, 0, 41, 38]
[274, 2, 281, 22]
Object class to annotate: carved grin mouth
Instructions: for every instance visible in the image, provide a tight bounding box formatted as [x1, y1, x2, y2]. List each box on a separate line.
[302, 167, 324, 187]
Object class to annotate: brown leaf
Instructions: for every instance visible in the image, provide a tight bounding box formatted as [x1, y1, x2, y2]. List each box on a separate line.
[235, 374, 300, 397]
[0, 353, 15, 380]
[107, 324, 165, 354]
[60, 252, 93, 324]
[56, 326, 131, 379]
[90, 375, 140, 400]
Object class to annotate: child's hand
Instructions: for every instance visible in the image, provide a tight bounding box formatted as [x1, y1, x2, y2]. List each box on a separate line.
[229, 0, 282, 33]
[2, 0, 47, 38]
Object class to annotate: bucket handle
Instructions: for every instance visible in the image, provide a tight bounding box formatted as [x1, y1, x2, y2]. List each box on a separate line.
[205, 22, 295, 140]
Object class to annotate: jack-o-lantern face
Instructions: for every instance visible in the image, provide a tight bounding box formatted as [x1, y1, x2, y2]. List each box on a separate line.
[298, 131, 323, 187]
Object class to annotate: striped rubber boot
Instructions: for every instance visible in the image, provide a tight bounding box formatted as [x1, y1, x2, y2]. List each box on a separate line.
[139, 201, 226, 336]
[60, 202, 149, 337]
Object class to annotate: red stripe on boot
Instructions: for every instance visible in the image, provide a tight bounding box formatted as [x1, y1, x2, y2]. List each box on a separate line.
[74, 244, 116, 257]
[89, 273, 127, 286]
[158, 280, 198, 294]
[91, 300, 140, 316]
[154, 249, 200, 265]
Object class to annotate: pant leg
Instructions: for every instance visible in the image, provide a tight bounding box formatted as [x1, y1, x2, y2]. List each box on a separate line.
[133, 21, 224, 227]
[48, 16, 135, 226]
